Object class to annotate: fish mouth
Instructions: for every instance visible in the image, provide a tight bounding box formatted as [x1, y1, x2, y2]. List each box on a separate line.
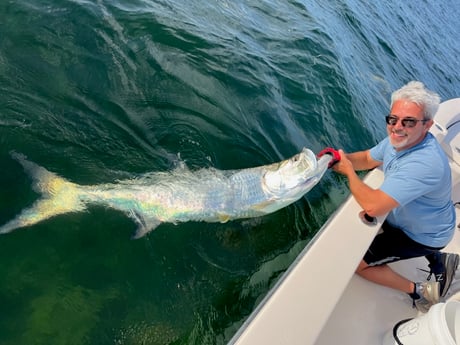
[296, 149, 319, 177]
[262, 148, 319, 194]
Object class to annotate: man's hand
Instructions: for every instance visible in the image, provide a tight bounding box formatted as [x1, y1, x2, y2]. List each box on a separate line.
[331, 149, 355, 177]
[317, 147, 341, 168]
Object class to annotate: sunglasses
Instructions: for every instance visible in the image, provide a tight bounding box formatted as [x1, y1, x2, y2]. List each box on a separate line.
[385, 115, 428, 128]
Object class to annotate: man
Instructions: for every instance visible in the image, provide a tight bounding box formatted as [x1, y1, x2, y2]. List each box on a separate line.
[332, 81, 458, 311]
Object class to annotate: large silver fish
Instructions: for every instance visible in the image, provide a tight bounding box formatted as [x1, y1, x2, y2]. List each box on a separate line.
[0, 149, 332, 238]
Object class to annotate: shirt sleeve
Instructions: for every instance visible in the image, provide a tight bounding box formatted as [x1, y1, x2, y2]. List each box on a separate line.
[369, 138, 388, 162]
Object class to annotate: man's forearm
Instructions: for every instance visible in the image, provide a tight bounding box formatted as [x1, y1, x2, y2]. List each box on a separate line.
[346, 150, 380, 171]
[346, 170, 397, 217]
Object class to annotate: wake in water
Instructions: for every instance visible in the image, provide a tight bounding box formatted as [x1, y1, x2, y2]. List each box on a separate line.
[0, 149, 333, 238]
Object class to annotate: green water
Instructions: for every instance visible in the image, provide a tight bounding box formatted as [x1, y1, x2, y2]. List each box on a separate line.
[0, 1, 459, 344]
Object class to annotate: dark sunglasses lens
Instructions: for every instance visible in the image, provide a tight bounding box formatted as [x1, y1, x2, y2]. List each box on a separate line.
[385, 116, 397, 125]
[385, 115, 419, 128]
[402, 119, 417, 127]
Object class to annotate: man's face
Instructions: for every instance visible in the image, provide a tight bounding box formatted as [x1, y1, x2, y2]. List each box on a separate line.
[386, 100, 433, 151]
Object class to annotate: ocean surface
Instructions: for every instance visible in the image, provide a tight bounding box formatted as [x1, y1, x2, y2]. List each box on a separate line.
[0, 1, 459, 344]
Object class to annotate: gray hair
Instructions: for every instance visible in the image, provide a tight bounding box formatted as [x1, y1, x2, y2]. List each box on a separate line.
[390, 81, 441, 119]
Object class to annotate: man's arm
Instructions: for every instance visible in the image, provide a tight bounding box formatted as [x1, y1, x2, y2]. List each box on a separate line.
[332, 149, 398, 217]
[345, 150, 381, 171]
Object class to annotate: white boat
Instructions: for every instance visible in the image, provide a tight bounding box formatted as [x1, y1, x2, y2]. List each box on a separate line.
[228, 98, 460, 345]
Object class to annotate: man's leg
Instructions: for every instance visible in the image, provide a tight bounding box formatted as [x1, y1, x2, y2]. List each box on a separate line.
[356, 259, 440, 312]
[356, 259, 414, 293]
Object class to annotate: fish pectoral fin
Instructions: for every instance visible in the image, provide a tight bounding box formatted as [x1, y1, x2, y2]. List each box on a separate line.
[127, 210, 161, 239]
[251, 200, 275, 212]
[217, 213, 231, 223]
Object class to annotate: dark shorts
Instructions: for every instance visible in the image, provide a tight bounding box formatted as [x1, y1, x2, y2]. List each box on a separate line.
[363, 221, 444, 266]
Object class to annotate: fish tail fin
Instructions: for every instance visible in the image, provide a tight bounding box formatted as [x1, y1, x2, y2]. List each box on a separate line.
[0, 152, 86, 234]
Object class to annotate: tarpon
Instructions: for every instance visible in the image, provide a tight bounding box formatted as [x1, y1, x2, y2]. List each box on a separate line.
[0, 149, 332, 238]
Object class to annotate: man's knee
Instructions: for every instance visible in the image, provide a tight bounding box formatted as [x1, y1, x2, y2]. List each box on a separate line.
[356, 260, 369, 276]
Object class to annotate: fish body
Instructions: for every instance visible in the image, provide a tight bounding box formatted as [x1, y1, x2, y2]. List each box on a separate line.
[0, 149, 331, 238]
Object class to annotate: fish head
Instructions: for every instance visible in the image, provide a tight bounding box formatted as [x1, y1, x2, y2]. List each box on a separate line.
[262, 148, 330, 201]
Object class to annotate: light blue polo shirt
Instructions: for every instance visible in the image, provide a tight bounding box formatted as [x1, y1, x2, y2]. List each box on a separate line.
[370, 133, 456, 248]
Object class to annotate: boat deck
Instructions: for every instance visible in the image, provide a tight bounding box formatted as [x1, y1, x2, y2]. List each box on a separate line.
[316, 205, 460, 344]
